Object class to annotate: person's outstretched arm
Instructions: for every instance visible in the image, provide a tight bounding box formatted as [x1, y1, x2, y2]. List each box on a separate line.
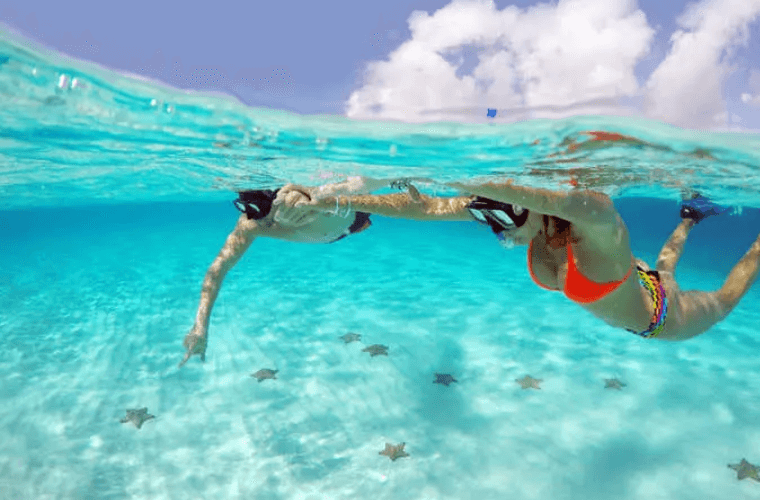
[282, 183, 474, 221]
[447, 179, 618, 226]
[180, 215, 259, 367]
[308, 176, 434, 199]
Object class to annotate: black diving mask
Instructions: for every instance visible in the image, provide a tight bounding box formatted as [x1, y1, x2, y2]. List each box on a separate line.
[234, 189, 279, 220]
[467, 197, 529, 234]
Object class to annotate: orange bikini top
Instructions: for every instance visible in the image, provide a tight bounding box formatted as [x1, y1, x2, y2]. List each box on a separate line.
[527, 240, 633, 304]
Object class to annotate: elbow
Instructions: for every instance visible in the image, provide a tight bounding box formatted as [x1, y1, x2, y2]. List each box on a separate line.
[569, 190, 612, 210]
[565, 191, 616, 223]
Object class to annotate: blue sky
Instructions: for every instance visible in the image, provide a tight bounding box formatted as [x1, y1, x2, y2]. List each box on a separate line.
[2, 0, 760, 129]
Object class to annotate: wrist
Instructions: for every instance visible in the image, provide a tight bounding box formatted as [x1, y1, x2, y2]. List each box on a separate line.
[317, 197, 333, 209]
[311, 197, 335, 212]
[333, 196, 352, 218]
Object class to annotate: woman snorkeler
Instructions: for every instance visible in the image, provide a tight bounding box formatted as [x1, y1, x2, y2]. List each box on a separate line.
[276, 180, 760, 341]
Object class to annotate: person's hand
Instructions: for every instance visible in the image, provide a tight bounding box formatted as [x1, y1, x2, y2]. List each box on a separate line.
[276, 184, 312, 204]
[406, 183, 423, 202]
[273, 187, 320, 226]
[179, 324, 208, 367]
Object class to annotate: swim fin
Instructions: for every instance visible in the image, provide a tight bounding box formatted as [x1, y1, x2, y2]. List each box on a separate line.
[680, 194, 729, 223]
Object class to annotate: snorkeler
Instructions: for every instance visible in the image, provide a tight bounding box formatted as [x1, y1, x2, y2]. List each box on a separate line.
[179, 177, 400, 367]
[278, 181, 760, 341]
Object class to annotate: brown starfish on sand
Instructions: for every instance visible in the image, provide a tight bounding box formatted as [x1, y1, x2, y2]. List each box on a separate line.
[339, 332, 361, 344]
[604, 378, 626, 390]
[728, 458, 760, 481]
[433, 373, 458, 387]
[251, 368, 278, 382]
[119, 408, 155, 429]
[379, 442, 409, 461]
[515, 375, 542, 389]
[362, 344, 388, 357]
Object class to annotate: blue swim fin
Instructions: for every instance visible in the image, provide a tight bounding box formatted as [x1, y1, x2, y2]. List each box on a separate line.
[680, 194, 729, 223]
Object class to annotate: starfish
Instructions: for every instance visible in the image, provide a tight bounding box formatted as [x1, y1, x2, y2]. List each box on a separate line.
[379, 442, 409, 461]
[433, 373, 458, 387]
[728, 458, 760, 481]
[604, 378, 626, 390]
[251, 368, 278, 382]
[339, 332, 361, 344]
[120, 408, 155, 429]
[516, 375, 542, 390]
[362, 344, 388, 357]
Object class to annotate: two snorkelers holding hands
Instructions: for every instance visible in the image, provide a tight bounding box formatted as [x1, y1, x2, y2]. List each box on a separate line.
[180, 174, 760, 366]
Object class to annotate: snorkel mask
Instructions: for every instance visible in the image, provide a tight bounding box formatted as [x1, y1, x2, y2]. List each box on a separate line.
[234, 189, 279, 220]
[467, 196, 529, 248]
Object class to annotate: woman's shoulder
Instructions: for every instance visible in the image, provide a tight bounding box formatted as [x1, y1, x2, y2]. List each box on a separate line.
[572, 211, 631, 255]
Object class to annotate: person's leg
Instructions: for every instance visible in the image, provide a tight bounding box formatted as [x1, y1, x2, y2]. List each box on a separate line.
[714, 233, 760, 312]
[656, 219, 696, 274]
[659, 192, 729, 274]
[666, 233, 760, 340]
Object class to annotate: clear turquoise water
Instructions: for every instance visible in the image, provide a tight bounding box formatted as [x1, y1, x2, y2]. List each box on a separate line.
[2, 31, 760, 500]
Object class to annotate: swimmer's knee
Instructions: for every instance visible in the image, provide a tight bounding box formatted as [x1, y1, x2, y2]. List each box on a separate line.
[655, 256, 675, 273]
[712, 290, 739, 320]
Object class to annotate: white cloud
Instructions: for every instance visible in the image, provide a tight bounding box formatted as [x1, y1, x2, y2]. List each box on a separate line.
[644, 0, 760, 128]
[346, 0, 760, 128]
[346, 0, 654, 122]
